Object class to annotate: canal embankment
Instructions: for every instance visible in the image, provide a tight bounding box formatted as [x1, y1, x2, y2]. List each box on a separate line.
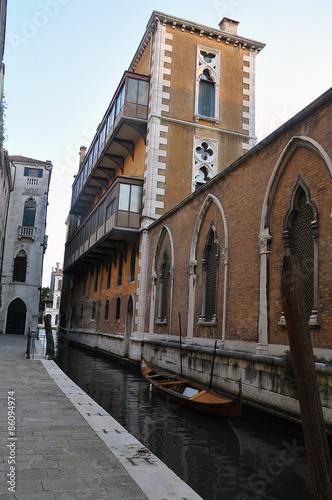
[58, 327, 332, 434]
[0, 334, 202, 499]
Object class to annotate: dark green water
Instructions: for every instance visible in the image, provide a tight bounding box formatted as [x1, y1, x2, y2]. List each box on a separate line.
[55, 340, 316, 500]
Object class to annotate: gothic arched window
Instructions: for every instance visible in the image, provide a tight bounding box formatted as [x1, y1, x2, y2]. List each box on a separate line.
[199, 225, 219, 323]
[157, 247, 170, 324]
[23, 198, 36, 227]
[198, 69, 215, 118]
[104, 298, 110, 321]
[13, 251, 27, 282]
[282, 177, 319, 325]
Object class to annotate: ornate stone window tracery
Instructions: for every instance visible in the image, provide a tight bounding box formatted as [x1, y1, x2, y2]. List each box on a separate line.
[195, 45, 220, 124]
[156, 247, 170, 325]
[280, 177, 319, 327]
[199, 224, 219, 324]
[192, 136, 218, 192]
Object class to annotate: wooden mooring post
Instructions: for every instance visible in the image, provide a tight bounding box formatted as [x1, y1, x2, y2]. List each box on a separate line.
[281, 254, 332, 499]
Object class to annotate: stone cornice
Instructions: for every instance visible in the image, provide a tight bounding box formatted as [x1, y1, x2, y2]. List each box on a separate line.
[129, 10, 265, 72]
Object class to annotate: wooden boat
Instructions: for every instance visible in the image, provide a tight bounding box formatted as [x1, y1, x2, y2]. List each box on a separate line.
[141, 356, 241, 418]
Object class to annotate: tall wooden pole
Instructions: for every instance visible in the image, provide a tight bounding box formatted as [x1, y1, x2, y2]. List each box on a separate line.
[209, 340, 217, 390]
[179, 313, 183, 376]
[281, 254, 332, 499]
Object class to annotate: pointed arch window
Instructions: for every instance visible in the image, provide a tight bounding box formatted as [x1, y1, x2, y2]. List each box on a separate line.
[198, 69, 215, 118]
[199, 225, 219, 324]
[156, 247, 171, 324]
[195, 46, 220, 123]
[23, 199, 36, 227]
[282, 177, 319, 326]
[13, 251, 27, 282]
[115, 296, 121, 321]
[104, 298, 110, 321]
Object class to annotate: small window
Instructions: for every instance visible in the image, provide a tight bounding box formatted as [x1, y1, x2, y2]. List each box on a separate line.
[22, 199, 36, 227]
[106, 261, 112, 290]
[198, 70, 215, 118]
[117, 253, 123, 286]
[106, 198, 116, 219]
[91, 300, 96, 320]
[119, 184, 131, 211]
[130, 185, 142, 213]
[82, 273, 87, 296]
[129, 246, 137, 282]
[104, 298, 110, 321]
[115, 296, 121, 321]
[107, 106, 115, 133]
[13, 254, 27, 283]
[94, 267, 99, 293]
[24, 167, 43, 178]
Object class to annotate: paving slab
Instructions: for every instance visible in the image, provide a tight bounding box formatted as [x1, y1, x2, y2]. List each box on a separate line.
[0, 334, 202, 499]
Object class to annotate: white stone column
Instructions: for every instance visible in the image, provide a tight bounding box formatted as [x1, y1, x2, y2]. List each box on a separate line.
[186, 260, 197, 344]
[257, 230, 272, 355]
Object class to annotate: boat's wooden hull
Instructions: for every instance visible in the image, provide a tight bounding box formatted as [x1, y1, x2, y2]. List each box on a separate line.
[141, 356, 241, 418]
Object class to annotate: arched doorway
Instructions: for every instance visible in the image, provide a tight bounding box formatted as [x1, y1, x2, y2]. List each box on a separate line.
[6, 298, 27, 335]
[124, 296, 133, 357]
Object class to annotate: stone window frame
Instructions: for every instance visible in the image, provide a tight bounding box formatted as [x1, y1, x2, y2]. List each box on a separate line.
[194, 45, 220, 125]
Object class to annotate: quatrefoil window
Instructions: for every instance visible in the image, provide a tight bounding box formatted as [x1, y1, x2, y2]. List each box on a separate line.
[196, 142, 213, 162]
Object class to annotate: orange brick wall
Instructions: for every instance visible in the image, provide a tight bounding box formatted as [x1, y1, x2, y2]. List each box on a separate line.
[144, 97, 332, 349]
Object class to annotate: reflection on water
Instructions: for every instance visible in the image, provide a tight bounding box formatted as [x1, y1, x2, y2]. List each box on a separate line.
[55, 340, 315, 500]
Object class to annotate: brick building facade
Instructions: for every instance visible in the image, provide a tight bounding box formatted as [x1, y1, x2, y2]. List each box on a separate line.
[60, 11, 264, 356]
[144, 89, 332, 356]
[59, 10, 332, 424]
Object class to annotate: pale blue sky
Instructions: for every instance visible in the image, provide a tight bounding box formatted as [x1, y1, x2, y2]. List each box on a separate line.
[3, 0, 332, 285]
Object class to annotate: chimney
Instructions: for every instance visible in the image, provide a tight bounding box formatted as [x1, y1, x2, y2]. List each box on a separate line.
[79, 146, 87, 166]
[219, 17, 239, 35]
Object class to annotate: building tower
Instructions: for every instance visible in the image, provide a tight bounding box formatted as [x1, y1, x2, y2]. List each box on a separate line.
[0, 156, 52, 334]
[44, 262, 62, 327]
[60, 11, 264, 358]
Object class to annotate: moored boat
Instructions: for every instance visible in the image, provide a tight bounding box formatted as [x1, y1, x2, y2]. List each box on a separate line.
[141, 356, 241, 418]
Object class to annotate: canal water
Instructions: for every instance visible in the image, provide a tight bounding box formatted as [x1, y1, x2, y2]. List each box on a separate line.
[55, 340, 316, 500]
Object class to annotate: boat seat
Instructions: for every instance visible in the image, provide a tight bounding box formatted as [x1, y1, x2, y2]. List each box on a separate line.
[155, 380, 188, 386]
[189, 390, 206, 400]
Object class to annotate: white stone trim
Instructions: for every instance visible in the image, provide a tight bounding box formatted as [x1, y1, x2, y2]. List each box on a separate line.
[143, 23, 172, 221]
[192, 135, 219, 192]
[242, 52, 257, 151]
[194, 44, 220, 123]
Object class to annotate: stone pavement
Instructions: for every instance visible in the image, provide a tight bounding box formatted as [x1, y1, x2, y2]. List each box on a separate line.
[0, 335, 202, 500]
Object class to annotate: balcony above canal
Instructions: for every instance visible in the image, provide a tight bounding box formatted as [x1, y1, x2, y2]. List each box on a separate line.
[70, 71, 149, 218]
[64, 176, 143, 274]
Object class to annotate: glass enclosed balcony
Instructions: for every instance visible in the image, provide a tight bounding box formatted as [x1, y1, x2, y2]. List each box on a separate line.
[70, 71, 149, 217]
[64, 177, 143, 273]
